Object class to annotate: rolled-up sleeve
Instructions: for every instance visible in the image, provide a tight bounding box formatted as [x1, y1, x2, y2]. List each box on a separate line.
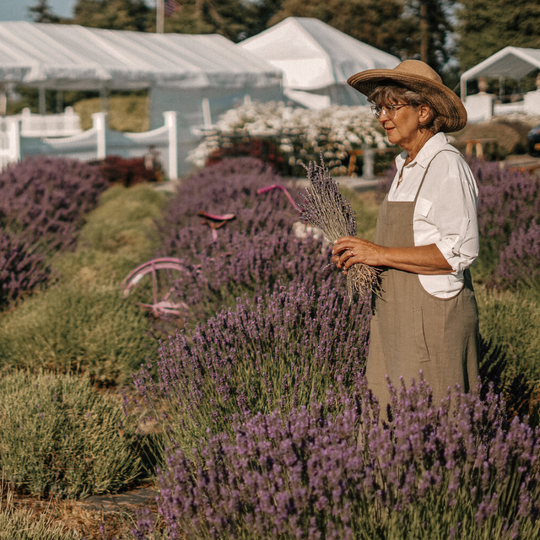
[432, 161, 479, 274]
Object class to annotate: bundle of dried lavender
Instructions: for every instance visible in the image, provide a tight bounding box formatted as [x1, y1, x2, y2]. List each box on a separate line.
[301, 155, 379, 300]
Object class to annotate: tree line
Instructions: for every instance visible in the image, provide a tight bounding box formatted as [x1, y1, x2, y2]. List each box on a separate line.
[29, 0, 540, 78]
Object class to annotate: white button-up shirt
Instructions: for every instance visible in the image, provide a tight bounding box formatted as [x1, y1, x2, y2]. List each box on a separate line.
[388, 132, 479, 298]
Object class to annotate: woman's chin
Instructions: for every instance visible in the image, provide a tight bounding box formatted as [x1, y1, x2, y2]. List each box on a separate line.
[386, 130, 400, 145]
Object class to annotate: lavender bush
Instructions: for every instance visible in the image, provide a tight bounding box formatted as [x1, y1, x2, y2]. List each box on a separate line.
[137, 379, 540, 540]
[159, 157, 300, 251]
[0, 371, 142, 498]
[496, 220, 540, 288]
[0, 156, 108, 252]
[0, 231, 50, 309]
[134, 279, 370, 455]
[159, 229, 336, 326]
[155, 157, 329, 327]
[469, 160, 540, 278]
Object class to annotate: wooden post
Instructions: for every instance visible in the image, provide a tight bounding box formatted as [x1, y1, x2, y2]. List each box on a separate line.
[420, 2, 428, 64]
[156, 0, 164, 34]
[39, 87, 46, 115]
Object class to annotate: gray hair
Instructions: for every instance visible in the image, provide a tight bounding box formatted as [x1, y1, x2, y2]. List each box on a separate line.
[368, 85, 445, 134]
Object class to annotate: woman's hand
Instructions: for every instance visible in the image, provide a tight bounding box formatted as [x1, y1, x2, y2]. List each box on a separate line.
[331, 237, 454, 276]
[331, 237, 385, 274]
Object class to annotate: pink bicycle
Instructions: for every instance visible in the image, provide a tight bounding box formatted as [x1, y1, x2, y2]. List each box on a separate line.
[121, 188, 298, 318]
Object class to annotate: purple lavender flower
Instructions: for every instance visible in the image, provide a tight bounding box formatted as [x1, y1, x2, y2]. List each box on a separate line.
[140, 380, 540, 539]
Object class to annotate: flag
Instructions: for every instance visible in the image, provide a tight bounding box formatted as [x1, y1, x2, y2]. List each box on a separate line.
[165, 0, 181, 17]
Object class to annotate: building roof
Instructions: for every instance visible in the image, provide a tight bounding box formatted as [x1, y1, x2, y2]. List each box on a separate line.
[0, 22, 282, 90]
[461, 46, 540, 82]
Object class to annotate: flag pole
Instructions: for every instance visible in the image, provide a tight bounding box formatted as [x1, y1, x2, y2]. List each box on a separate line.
[157, 0, 164, 33]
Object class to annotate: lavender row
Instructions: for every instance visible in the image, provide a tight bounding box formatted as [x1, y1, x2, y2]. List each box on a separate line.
[0, 231, 50, 308]
[159, 157, 302, 256]
[134, 279, 370, 454]
[164, 229, 337, 325]
[137, 380, 540, 540]
[0, 156, 108, 252]
[0, 157, 108, 308]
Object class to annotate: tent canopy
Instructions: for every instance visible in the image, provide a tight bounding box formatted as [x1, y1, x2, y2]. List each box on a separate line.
[460, 46, 540, 99]
[239, 17, 400, 92]
[0, 22, 282, 90]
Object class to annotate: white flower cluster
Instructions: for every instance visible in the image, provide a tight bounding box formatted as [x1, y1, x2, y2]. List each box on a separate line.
[187, 101, 390, 174]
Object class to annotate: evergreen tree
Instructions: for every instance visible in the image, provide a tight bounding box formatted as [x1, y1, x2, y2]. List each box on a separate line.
[28, 0, 61, 23]
[457, 0, 540, 70]
[163, 0, 251, 41]
[73, 0, 152, 32]
[402, 0, 456, 71]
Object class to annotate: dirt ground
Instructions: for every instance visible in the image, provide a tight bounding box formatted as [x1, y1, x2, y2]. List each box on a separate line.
[11, 483, 159, 539]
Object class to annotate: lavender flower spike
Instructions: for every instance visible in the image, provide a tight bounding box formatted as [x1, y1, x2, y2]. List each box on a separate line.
[301, 152, 379, 300]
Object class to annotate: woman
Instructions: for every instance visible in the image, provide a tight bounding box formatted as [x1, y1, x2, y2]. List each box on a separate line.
[332, 60, 480, 416]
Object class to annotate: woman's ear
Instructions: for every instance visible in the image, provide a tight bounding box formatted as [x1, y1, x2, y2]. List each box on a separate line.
[418, 104, 432, 124]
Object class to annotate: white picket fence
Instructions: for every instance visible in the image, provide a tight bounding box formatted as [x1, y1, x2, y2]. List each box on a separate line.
[0, 111, 179, 180]
[20, 107, 83, 137]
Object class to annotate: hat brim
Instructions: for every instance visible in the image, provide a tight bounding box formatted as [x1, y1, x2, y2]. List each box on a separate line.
[348, 70, 467, 133]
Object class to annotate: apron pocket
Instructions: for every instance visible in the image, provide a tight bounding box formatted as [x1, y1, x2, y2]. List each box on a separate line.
[413, 307, 430, 363]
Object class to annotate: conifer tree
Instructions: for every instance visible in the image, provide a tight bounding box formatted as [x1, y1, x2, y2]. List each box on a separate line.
[28, 0, 61, 23]
[72, 0, 152, 32]
[457, 0, 540, 70]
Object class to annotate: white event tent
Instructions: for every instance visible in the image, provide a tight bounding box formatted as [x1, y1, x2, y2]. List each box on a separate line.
[0, 21, 284, 171]
[239, 17, 401, 109]
[460, 46, 540, 100]
[459, 46, 540, 122]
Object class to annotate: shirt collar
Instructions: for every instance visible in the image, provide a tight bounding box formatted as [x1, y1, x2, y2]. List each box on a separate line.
[394, 132, 449, 169]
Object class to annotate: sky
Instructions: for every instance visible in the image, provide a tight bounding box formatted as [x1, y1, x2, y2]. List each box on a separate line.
[0, 1, 158, 22]
[0, 0, 77, 21]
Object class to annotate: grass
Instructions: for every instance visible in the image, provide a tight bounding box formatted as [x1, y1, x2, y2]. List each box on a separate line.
[73, 96, 150, 133]
[0, 492, 80, 540]
[341, 186, 380, 242]
[0, 371, 143, 499]
[476, 284, 540, 383]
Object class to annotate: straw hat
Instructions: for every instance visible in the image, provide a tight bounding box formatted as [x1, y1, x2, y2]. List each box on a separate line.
[347, 60, 467, 133]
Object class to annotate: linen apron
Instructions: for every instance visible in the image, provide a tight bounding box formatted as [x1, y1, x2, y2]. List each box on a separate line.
[365, 149, 479, 416]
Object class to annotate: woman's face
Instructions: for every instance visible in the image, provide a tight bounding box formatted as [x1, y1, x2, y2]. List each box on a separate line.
[377, 102, 431, 150]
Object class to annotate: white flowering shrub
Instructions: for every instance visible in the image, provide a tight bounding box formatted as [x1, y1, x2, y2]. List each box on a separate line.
[188, 101, 391, 176]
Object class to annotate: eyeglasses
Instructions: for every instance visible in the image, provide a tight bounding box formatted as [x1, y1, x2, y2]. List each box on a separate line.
[370, 104, 411, 119]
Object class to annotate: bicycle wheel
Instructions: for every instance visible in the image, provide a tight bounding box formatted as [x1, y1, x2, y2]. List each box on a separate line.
[120, 257, 189, 318]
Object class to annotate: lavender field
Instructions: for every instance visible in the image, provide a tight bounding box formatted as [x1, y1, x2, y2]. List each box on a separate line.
[0, 155, 539, 539]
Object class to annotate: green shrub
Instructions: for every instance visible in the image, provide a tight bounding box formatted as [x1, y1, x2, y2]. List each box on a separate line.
[73, 95, 149, 132]
[476, 284, 540, 383]
[0, 371, 142, 499]
[76, 184, 167, 260]
[0, 282, 155, 385]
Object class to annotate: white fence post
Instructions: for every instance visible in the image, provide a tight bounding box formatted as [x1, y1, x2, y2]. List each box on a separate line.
[164, 111, 178, 181]
[361, 143, 375, 180]
[9, 119, 20, 164]
[202, 98, 212, 129]
[0, 118, 21, 171]
[92, 112, 107, 160]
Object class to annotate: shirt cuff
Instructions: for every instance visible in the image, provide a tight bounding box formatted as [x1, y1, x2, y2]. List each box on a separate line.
[435, 239, 471, 274]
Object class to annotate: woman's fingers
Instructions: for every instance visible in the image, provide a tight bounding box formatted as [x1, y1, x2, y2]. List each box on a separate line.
[331, 237, 383, 268]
